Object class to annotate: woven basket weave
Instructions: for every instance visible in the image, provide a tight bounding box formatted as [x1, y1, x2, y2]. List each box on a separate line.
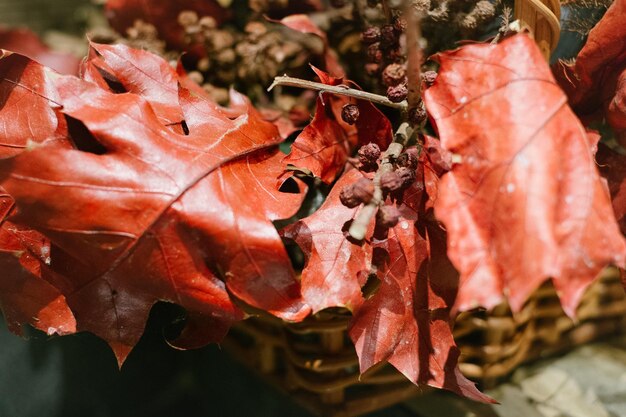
[224, 268, 626, 417]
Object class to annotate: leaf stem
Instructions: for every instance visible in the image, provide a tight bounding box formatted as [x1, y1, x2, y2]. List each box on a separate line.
[348, 122, 412, 240]
[268, 75, 407, 110]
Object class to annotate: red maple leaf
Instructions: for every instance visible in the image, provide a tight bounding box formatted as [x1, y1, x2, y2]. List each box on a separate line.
[0, 193, 76, 337]
[0, 49, 309, 364]
[282, 168, 372, 313]
[349, 220, 491, 402]
[424, 34, 626, 317]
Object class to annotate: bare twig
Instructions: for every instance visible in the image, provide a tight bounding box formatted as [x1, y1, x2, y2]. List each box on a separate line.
[268, 75, 407, 110]
[348, 122, 413, 240]
[404, 1, 423, 115]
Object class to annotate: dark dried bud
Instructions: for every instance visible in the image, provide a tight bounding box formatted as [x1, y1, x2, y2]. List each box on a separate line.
[393, 16, 407, 33]
[377, 205, 401, 228]
[341, 104, 360, 125]
[396, 152, 418, 170]
[396, 166, 416, 187]
[421, 70, 437, 87]
[340, 178, 375, 208]
[365, 63, 380, 76]
[408, 103, 427, 126]
[386, 47, 404, 63]
[367, 43, 383, 63]
[380, 24, 398, 47]
[380, 171, 403, 192]
[361, 27, 381, 44]
[386, 84, 408, 103]
[330, 0, 347, 7]
[367, 0, 379, 7]
[382, 63, 407, 86]
[358, 143, 381, 166]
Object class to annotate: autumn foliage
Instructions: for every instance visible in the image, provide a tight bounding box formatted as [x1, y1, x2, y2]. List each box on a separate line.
[1, 0, 626, 402]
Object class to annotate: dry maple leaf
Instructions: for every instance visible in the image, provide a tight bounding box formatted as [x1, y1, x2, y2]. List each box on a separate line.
[349, 221, 492, 402]
[0, 28, 80, 75]
[0, 49, 309, 364]
[554, 0, 626, 144]
[0, 193, 76, 337]
[0, 52, 70, 158]
[424, 34, 626, 317]
[281, 168, 372, 313]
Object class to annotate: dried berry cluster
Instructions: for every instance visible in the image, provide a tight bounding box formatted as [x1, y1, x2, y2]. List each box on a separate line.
[339, 142, 419, 230]
[360, 11, 409, 103]
[178, 11, 319, 94]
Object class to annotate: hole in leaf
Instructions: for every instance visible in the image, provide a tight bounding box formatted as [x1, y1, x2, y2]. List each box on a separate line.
[65, 115, 107, 155]
[278, 177, 300, 194]
[181, 120, 190, 135]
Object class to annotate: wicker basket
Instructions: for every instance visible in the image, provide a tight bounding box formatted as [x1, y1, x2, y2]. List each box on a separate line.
[223, 268, 626, 417]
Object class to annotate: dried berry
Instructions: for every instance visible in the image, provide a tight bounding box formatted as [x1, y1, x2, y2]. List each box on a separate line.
[380, 24, 398, 48]
[380, 171, 403, 193]
[340, 178, 375, 208]
[422, 70, 437, 87]
[352, 178, 375, 204]
[396, 152, 418, 170]
[386, 84, 408, 103]
[358, 143, 381, 166]
[382, 63, 406, 87]
[377, 205, 401, 228]
[341, 104, 360, 125]
[396, 166, 416, 187]
[367, 43, 383, 63]
[408, 103, 427, 126]
[361, 27, 381, 44]
[393, 16, 407, 33]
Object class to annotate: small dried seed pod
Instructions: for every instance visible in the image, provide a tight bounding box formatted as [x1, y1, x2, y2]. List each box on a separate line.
[352, 178, 375, 204]
[377, 205, 401, 228]
[386, 84, 408, 103]
[380, 171, 403, 193]
[408, 103, 428, 126]
[361, 27, 381, 44]
[340, 178, 375, 208]
[393, 16, 407, 33]
[357, 143, 381, 166]
[421, 70, 438, 87]
[380, 24, 398, 48]
[341, 104, 360, 125]
[396, 152, 418, 170]
[396, 166, 416, 187]
[382, 63, 407, 87]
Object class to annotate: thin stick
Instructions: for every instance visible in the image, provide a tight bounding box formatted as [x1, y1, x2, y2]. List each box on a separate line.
[349, 123, 412, 240]
[268, 75, 408, 110]
[404, 1, 423, 114]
